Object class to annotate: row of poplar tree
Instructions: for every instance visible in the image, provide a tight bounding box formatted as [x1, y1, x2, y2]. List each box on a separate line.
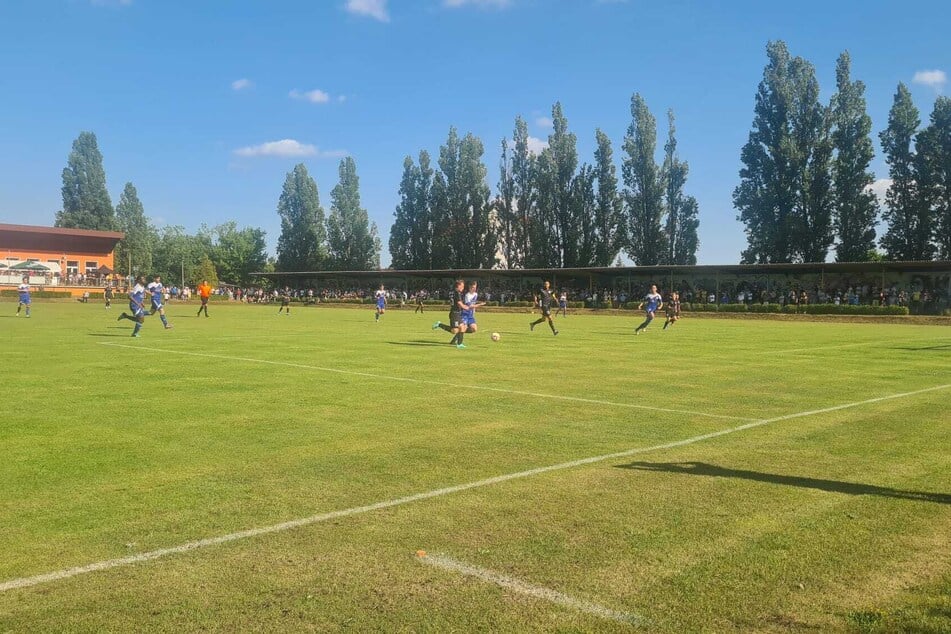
[736, 41, 951, 263]
[390, 97, 700, 270]
[52, 131, 381, 284]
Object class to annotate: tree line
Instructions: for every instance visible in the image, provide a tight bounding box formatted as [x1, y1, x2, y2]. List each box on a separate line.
[736, 41, 951, 263]
[390, 97, 700, 269]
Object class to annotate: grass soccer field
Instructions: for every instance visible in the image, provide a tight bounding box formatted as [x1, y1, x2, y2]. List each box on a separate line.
[1, 302, 949, 632]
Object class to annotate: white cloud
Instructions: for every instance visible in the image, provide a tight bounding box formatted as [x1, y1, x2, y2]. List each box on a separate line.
[912, 69, 947, 91]
[345, 0, 389, 21]
[289, 89, 331, 104]
[527, 136, 548, 155]
[231, 78, 253, 91]
[867, 178, 892, 202]
[444, 0, 512, 7]
[233, 139, 345, 159]
[535, 116, 553, 129]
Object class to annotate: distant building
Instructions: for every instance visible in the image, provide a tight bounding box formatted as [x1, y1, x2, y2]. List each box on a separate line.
[0, 223, 124, 286]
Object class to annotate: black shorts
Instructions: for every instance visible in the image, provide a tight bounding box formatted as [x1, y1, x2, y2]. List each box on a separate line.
[201, 297, 209, 305]
[540, 306, 552, 317]
[449, 311, 463, 328]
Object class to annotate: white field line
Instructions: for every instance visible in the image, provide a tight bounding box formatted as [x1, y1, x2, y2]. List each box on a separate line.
[97, 342, 755, 422]
[417, 552, 644, 626]
[2, 383, 947, 594]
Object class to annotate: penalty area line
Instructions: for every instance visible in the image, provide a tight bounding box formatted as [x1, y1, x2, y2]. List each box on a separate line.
[97, 342, 756, 422]
[1, 382, 947, 594]
[415, 551, 644, 626]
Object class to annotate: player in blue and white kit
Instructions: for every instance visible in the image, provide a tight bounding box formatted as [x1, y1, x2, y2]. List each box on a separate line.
[147, 275, 172, 329]
[117, 275, 149, 337]
[374, 284, 386, 322]
[634, 284, 663, 335]
[462, 281, 485, 334]
[15, 276, 31, 317]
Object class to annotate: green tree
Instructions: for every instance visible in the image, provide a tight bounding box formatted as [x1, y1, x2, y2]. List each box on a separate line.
[512, 116, 536, 268]
[593, 129, 624, 267]
[495, 137, 519, 269]
[327, 157, 380, 270]
[534, 103, 580, 267]
[389, 151, 433, 269]
[210, 221, 268, 286]
[430, 128, 496, 268]
[276, 164, 328, 271]
[662, 112, 700, 265]
[114, 182, 156, 277]
[830, 52, 878, 262]
[916, 96, 951, 259]
[623, 93, 667, 265]
[56, 131, 115, 230]
[735, 41, 834, 263]
[879, 83, 933, 260]
[194, 254, 219, 288]
[151, 226, 213, 287]
[571, 164, 597, 267]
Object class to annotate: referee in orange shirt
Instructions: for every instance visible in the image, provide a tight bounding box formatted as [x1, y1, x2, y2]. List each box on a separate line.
[197, 280, 212, 317]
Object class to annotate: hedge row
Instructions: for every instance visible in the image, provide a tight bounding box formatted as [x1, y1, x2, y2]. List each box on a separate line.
[0, 290, 72, 299]
[680, 302, 909, 316]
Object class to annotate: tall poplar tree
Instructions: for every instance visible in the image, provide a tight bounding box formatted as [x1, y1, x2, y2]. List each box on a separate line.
[735, 41, 834, 263]
[495, 137, 519, 268]
[623, 93, 666, 265]
[535, 103, 580, 267]
[114, 182, 155, 276]
[916, 97, 951, 259]
[593, 129, 623, 266]
[571, 164, 597, 267]
[662, 112, 700, 265]
[275, 163, 328, 271]
[391, 156, 420, 269]
[56, 131, 115, 230]
[879, 83, 933, 260]
[512, 116, 536, 268]
[327, 157, 380, 270]
[830, 52, 878, 262]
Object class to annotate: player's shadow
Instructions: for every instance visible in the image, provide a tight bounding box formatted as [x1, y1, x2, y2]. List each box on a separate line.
[616, 461, 951, 505]
[87, 333, 134, 337]
[387, 340, 449, 347]
[891, 343, 951, 351]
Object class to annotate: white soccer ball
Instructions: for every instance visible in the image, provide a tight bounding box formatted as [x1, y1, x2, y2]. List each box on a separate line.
[491, 332, 501, 342]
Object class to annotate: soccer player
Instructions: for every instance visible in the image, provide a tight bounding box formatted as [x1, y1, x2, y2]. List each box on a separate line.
[414, 291, 425, 314]
[278, 287, 291, 315]
[558, 290, 568, 317]
[463, 281, 485, 334]
[663, 291, 681, 330]
[117, 275, 148, 337]
[432, 279, 468, 348]
[635, 284, 664, 335]
[104, 286, 113, 310]
[529, 280, 559, 336]
[15, 276, 31, 317]
[197, 280, 211, 317]
[374, 284, 386, 322]
[147, 275, 173, 329]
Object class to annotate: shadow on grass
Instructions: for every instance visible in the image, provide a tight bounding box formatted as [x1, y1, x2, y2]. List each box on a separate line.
[891, 343, 951, 351]
[387, 340, 451, 347]
[88, 333, 135, 337]
[616, 462, 951, 505]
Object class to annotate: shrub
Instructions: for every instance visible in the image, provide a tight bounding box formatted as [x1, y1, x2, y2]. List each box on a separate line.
[717, 303, 748, 313]
[748, 303, 782, 313]
[0, 289, 72, 299]
[502, 301, 534, 308]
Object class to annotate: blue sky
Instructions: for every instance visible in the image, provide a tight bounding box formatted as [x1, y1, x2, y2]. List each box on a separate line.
[0, 0, 947, 266]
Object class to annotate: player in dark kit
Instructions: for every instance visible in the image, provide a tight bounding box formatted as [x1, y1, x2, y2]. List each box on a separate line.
[414, 292, 425, 314]
[278, 287, 291, 315]
[432, 279, 468, 349]
[663, 291, 681, 330]
[529, 281, 559, 336]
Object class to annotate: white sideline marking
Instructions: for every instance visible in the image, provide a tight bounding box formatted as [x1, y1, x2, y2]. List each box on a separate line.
[417, 552, 643, 626]
[2, 383, 947, 594]
[97, 342, 755, 422]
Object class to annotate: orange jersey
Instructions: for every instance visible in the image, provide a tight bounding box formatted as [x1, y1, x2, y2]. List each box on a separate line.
[198, 283, 212, 298]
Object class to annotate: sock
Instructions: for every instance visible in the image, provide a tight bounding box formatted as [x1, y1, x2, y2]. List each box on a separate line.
[439, 323, 453, 332]
[456, 332, 464, 345]
[531, 318, 544, 327]
[25, 307, 30, 317]
[160, 314, 168, 327]
[449, 333, 459, 345]
[375, 312, 379, 321]
[549, 320, 557, 333]
[133, 322, 142, 336]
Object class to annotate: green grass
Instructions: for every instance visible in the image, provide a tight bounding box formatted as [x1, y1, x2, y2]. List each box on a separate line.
[1, 301, 949, 632]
